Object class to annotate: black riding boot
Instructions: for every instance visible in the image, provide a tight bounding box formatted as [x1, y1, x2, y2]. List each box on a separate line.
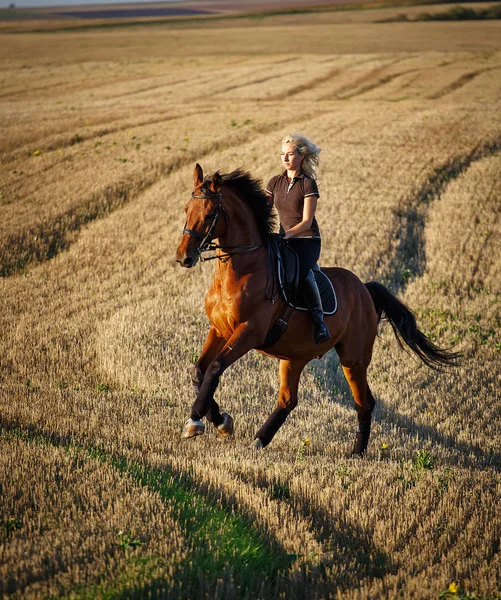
[301, 269, 331, 344]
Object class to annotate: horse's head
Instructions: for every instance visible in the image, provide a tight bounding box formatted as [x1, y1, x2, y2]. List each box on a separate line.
[176, 164, 225, 268]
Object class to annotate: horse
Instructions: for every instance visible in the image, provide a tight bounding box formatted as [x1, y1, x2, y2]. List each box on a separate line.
[175, 164, 459, 454]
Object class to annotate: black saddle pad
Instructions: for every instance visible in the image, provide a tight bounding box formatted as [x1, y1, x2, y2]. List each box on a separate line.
[296, 269, 338, 315]
[271, 235, 338, 316]
[278, 261, 338, 315]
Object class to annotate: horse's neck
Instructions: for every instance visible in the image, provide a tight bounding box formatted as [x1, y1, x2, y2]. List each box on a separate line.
[215, 192, 267, 276]
[221, 194, 263, 248]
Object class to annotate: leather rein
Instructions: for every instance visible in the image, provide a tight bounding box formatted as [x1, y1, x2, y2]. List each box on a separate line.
[183, 191, 263, 262]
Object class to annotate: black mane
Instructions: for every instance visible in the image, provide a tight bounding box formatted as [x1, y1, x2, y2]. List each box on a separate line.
[201, 169, 276, 242]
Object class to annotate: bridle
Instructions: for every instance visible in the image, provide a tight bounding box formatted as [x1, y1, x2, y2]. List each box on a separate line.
[183, 191, 225, 257]
[183, 189, 263, 262]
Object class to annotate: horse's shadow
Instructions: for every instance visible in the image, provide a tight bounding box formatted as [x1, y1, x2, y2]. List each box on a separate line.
[236, 468, 396, 591]
[309, 349, 501, 471]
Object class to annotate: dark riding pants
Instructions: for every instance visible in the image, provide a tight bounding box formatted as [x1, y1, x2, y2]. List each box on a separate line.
[287, 237, 321, 280]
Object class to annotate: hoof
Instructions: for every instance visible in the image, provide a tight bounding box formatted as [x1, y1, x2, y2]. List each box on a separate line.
[252, 438, 264, 451]
[182, 418, 205, 439]
[352, 430, 369, 457]
[215, 412, 234, 439]
[351, 449, 365, 458]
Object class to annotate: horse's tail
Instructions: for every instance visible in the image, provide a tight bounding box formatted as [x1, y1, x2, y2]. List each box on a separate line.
[364, 281, 461, 371]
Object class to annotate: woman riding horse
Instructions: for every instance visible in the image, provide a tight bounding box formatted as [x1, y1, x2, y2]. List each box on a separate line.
[266, 133, 330, 344]
[176, 163, 459, 453]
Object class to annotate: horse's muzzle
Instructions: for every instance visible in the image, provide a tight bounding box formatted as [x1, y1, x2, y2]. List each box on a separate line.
[177, 255, 196, 268]
[176, 239, 199, 268]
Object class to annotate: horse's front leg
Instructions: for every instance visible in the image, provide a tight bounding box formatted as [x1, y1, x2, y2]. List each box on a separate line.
[184, 326, 227, 438]
[191, 327, 226, 394]
[254, 359, 308, 448]
[183, 322, 262, 439]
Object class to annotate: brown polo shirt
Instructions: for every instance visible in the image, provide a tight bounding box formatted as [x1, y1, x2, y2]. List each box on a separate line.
[266, 170, 320, 238]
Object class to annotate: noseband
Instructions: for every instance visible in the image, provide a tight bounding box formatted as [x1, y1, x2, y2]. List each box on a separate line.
[183, 189, 262, 262]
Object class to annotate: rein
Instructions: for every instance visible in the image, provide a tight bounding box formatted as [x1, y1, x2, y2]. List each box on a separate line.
[184, 191, 263, 262]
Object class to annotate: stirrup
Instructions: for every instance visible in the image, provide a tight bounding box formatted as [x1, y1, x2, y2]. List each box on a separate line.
[314, 322, 330, 344]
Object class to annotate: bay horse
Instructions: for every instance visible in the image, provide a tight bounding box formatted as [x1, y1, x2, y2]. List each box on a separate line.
[175, 164, 458, 454]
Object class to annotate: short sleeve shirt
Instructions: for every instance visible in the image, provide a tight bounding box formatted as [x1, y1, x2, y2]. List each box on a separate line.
[266, 171, 320, 238]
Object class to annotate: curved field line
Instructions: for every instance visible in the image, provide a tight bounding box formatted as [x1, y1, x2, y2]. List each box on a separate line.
[427, 67, 500, 100]
[0, 74, 156, 100]
[215, 70, 298, 95]
[266, 67, 343, 101]
[103, 76, 197, 100]
[381, 136, 501, 291]
[0, 79, 78, 100]
[4, 109, 215, 163]
[263, 57, 383, 101]
[321, 58, 404, 99]
[338, 68, 420, 100]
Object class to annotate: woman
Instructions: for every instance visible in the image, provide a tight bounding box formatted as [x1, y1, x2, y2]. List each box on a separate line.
[265, 133, 330, 344]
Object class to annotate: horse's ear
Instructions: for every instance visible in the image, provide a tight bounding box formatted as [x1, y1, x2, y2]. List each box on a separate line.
[193, 164, 203, 188]
[209, 172, 222, 193]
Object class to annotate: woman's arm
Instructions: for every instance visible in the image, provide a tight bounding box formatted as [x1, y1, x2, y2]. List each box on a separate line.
[283, 195, 318, 239]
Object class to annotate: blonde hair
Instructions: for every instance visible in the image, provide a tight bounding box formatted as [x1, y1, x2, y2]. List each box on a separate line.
[282, 133, 321, 180]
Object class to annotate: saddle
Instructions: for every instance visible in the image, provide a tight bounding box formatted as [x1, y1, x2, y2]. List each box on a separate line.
[269, 234, 337, 314]
[259, 235, 338, 349]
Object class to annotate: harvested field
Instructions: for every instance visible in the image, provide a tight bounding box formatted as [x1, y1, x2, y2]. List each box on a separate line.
[0, 10, 500, 600]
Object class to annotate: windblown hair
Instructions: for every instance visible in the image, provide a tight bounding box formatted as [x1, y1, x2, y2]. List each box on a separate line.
[282, 132, 321, 180]
[201, 169, 277, 242]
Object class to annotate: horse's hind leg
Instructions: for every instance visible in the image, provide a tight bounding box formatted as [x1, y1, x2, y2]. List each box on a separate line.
[254, 359, 307, 448]
[342, 364, 376, 456]
[336, 286, 378, 456]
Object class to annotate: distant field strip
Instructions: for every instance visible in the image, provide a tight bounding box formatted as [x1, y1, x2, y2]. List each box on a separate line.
[59, 8, 213, 19]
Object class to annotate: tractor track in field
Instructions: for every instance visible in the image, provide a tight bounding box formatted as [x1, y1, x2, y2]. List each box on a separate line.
[266, 56, 382, 101]
[3, 109, 215, 164]
[381, 135, 501, 292]
[427, 66, 501, 100]
[101, 75, 204, 100]
[215, 69, 298, 95]
[320, 58, 404, 100]
[338, 68, 420, 99]
[266, 67, 343, 101]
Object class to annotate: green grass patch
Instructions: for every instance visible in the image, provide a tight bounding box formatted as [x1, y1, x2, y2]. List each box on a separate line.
[108, 453, 296, 582]
[1, 422, 295, 598]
